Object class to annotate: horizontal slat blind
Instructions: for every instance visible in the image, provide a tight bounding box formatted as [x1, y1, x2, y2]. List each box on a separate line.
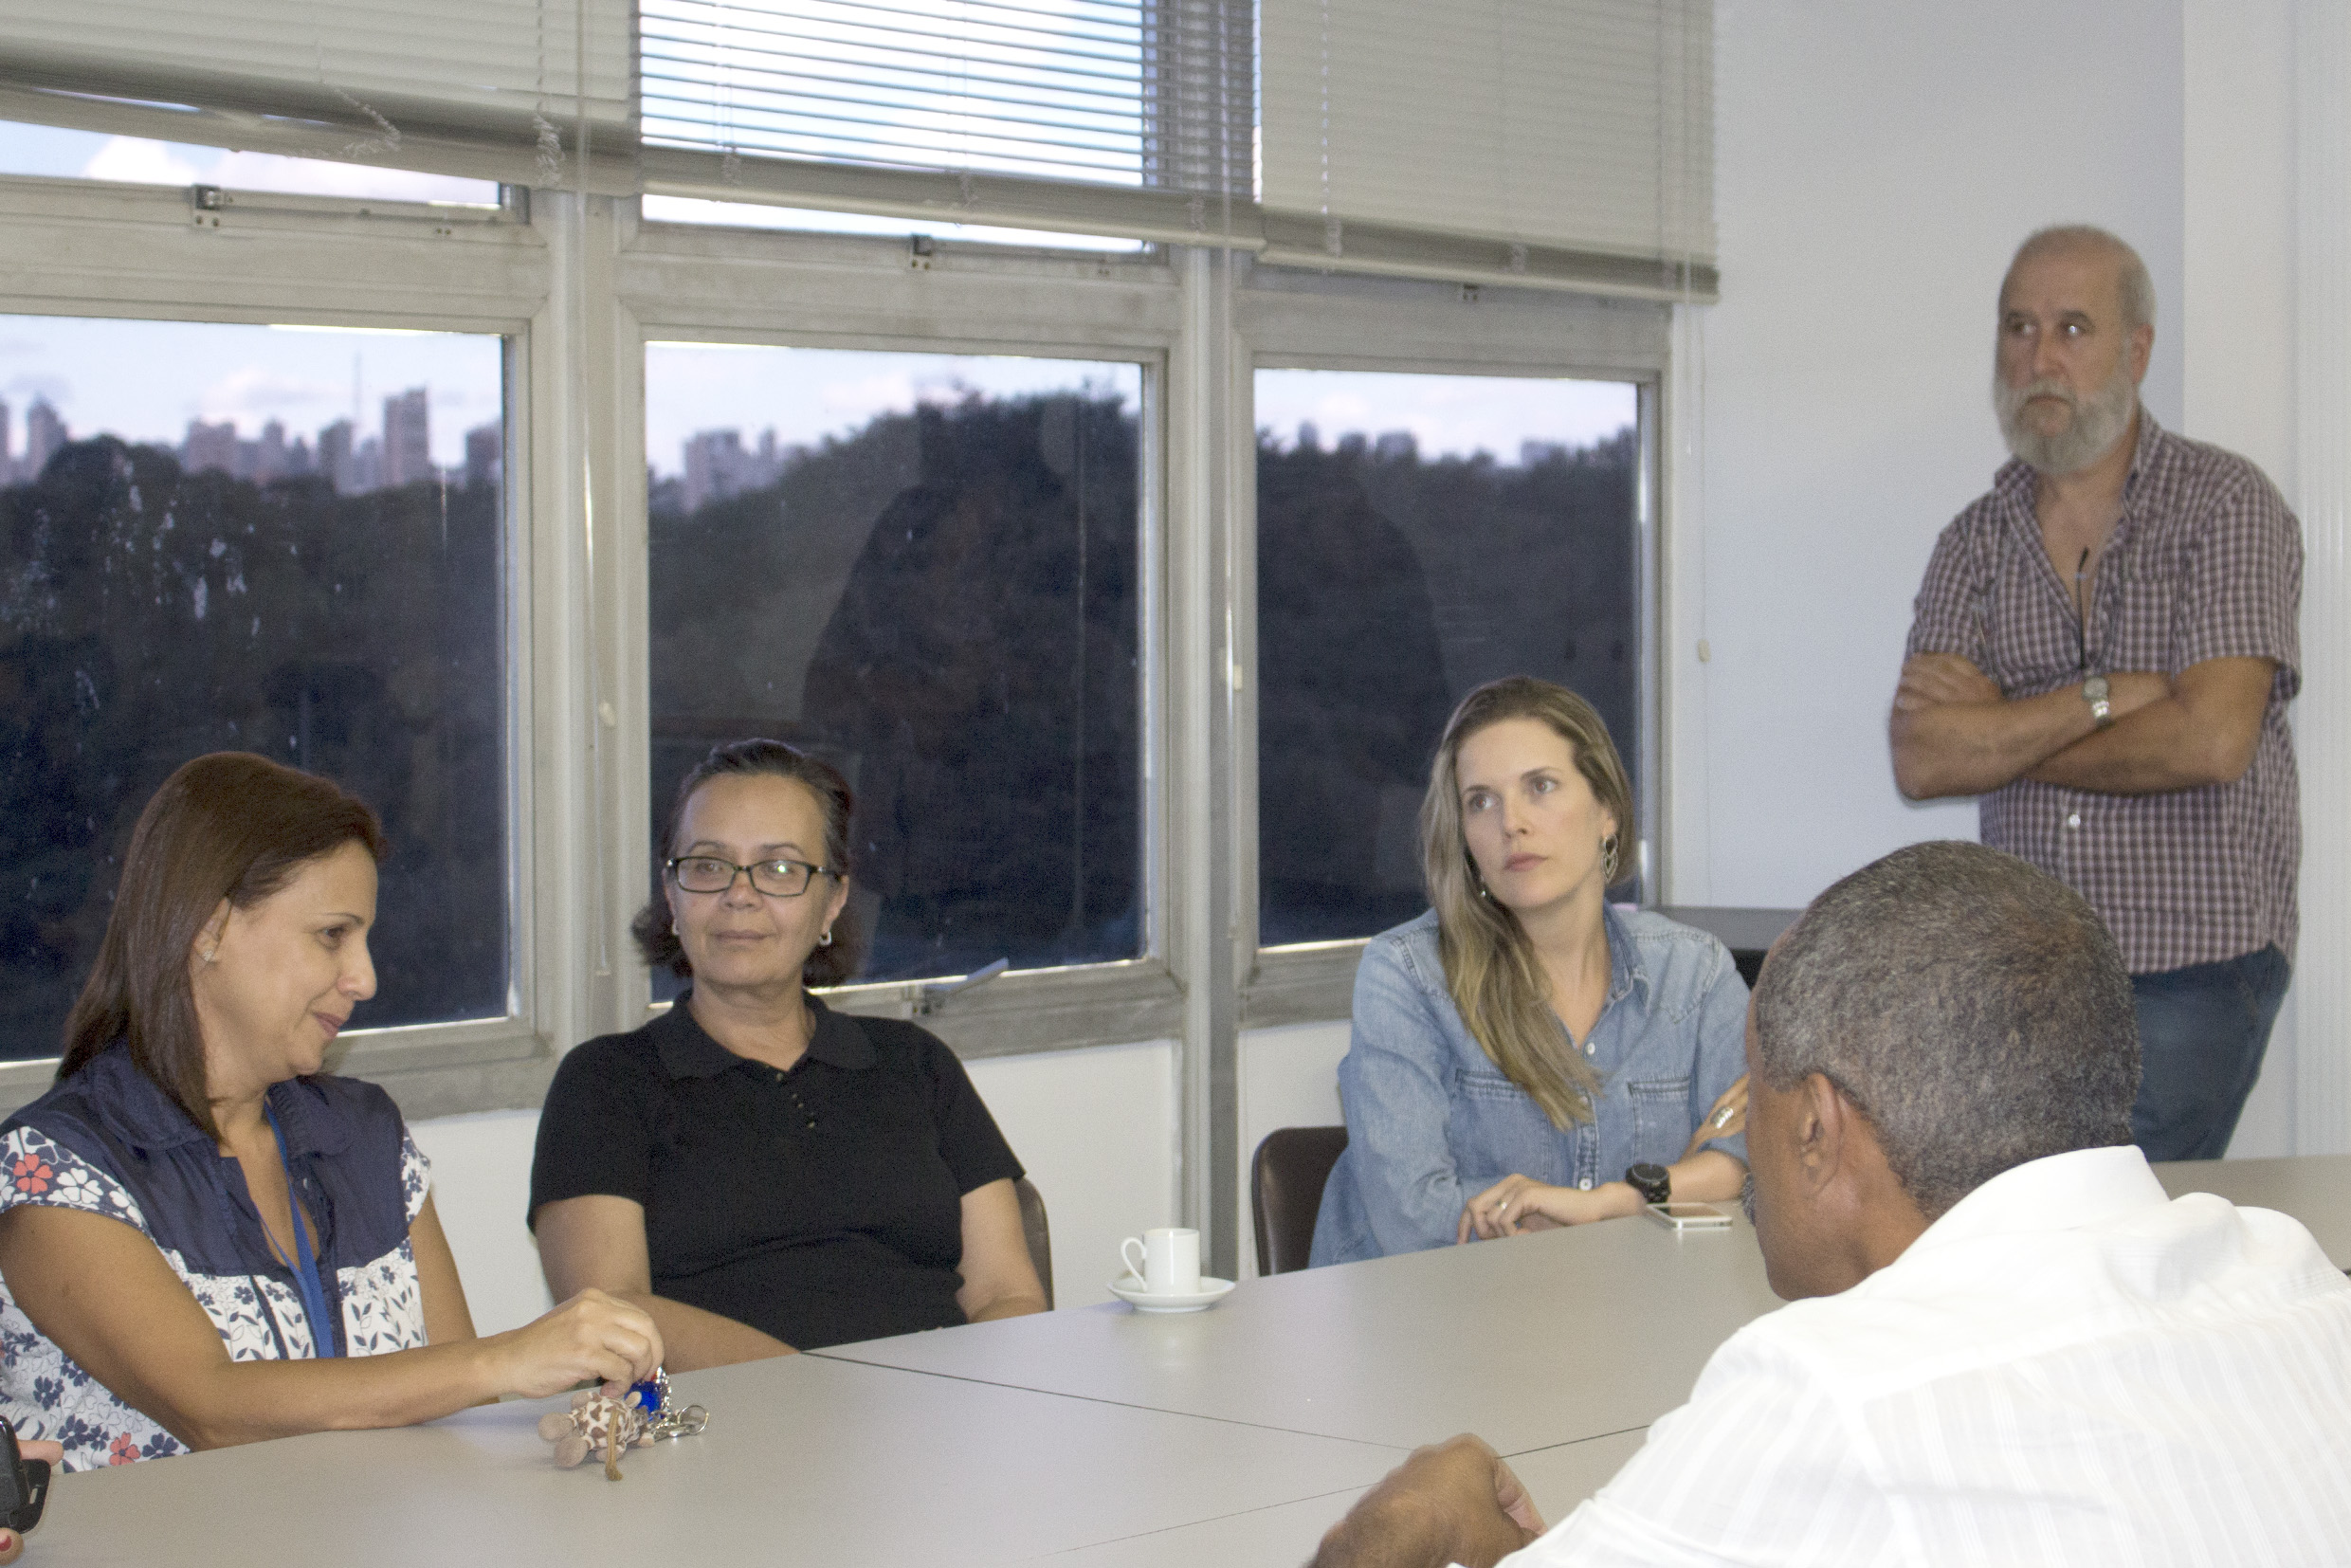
[645, 0, 1144, 183]
[1260, 0, 1713, 280]
[0, 0, 631, 184]
[640, 0, 1253, 240]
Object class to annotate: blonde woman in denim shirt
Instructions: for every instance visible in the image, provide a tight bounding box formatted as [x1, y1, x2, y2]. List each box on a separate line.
[1310, 679, 1749, 1265]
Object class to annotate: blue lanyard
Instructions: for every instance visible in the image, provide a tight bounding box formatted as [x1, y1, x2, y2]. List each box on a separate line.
[264, 1107, 341, 1358]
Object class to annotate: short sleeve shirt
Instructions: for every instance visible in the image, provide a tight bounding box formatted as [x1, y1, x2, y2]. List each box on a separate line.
[0, 1047, 431, 1472]
[528, 996, 1024, 1352]
[1905, 413, 2302, 973]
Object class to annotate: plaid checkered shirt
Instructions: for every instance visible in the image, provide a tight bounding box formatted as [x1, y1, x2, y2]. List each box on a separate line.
[1905, 412, 2301, 975]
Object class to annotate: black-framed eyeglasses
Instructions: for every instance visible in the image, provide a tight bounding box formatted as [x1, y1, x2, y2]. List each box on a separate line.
[665, 855, 835, 899]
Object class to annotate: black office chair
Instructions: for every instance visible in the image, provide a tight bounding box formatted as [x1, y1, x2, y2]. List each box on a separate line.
[1250, 1125, 1349, 1277]
[1014, 1176, 1054, 1308]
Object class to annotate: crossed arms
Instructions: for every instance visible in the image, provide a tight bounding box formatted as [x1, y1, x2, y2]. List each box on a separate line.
[1889, 654, 2276, 800]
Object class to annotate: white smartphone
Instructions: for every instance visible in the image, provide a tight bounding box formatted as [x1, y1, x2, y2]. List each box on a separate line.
[1645, 1201, 1732, 1231]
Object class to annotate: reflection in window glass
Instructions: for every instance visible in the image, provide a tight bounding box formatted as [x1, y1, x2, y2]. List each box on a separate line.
[646, 346, 1143, 987]
[0, 121, 500, 206]
[1254, 370, 1642, 947]
[0, 317, 508, 1058]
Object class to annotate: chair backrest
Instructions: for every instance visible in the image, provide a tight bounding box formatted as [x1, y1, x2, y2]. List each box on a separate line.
[1249, 1125, 1349, 1277]
[1014, 1176, 1054, 1309]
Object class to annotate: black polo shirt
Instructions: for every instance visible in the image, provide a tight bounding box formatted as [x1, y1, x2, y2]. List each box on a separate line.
[528, 995, 1023, 1351]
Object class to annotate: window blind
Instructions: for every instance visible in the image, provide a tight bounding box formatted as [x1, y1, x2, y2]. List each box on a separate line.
[636, 0, 1256, 246]
[0, 0, 633, 192]
[1258, 0, 1715, 299]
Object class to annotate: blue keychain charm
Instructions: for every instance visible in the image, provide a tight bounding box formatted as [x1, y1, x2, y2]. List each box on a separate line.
[629, 1368, 710, 1439]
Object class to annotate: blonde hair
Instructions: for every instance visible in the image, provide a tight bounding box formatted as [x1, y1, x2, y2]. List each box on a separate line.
[1420, 678, 1635, 1129]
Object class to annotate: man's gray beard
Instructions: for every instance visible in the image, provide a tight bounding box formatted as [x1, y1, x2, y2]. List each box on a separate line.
[1994, 358, 2138, 476]
[1740, 1172, 1757, 1226]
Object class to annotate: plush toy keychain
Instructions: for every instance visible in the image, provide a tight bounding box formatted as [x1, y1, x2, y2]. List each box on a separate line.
[538, 1369, 710, 1481]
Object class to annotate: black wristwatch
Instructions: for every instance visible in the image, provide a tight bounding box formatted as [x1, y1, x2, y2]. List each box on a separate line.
[1626, 1162, 1671, 1205]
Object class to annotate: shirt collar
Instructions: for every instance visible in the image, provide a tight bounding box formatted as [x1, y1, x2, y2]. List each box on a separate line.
[82, 1042, 352, 1158]
[86, 1044, 212, 1152]
[265, 1077, 353, 1158]
[1901, 1144, 2169, 1263]
[1599, 903, 1651, 1010]
[652, 992, 878, 1079]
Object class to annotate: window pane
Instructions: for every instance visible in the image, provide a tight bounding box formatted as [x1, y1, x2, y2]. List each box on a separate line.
[0, 121, 500, 206]
[639, 193, 1143, 252]
[1254, 369, 1643, 947]
[647, 346, 1144, 987]
[0, 317, 509, 1059]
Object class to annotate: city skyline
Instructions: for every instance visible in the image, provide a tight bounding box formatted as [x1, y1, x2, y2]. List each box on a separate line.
[0, 315, 502, 482]
[0, 384, 500, 494]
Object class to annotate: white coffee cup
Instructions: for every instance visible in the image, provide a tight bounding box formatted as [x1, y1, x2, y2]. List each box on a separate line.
[1120, 1227, 1201, 1294]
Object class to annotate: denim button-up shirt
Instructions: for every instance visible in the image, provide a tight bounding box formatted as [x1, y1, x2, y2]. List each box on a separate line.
[1309, 905, 1750, 1266]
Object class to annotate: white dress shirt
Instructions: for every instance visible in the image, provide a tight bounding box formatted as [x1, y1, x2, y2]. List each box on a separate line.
[1507, 1145, 2351, 1566]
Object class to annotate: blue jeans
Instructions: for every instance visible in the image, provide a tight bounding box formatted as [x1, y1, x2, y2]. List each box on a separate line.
[2130, 944, 2289, 1161]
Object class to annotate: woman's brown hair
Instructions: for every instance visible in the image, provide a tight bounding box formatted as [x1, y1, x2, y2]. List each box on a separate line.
[1419, 677, 1636, 1129]
[632, 738, 861, 987]
[61, 752, 388, 1140]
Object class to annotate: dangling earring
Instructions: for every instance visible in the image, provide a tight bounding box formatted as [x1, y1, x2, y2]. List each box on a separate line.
[1599, 833, 1620, 884]
[819, 927, 834, 948]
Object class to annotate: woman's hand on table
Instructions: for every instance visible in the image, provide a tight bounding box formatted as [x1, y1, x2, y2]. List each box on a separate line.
[484, 1288, 665, 1399]
[1684, 1074, 1749, 1158]
[0, 1438, 60, 1565]
[1456, 1175, 1636, 1242]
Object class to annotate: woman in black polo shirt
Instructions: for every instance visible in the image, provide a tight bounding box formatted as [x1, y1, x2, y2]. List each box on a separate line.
[530, 739, 1048, 1365]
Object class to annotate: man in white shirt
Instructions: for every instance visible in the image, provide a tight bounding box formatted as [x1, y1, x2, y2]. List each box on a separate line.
[1313, 840, 2351, 1567]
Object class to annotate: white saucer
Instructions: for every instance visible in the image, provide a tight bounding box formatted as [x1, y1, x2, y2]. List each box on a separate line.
[1107, 1274, 1236, 1313]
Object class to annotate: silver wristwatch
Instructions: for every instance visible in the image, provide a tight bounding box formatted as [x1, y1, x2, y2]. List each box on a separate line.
[2082, 674, 2112, 728]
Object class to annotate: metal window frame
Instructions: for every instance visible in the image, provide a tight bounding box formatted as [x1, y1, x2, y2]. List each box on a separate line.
[0, 171, 555, 1120]
[1230, 260, 1673, 1036]
[611, 209, 1195, 1061]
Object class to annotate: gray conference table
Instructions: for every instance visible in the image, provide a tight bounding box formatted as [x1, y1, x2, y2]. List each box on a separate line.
[823, 1208, 1782, 1454]
[31, 1354, 1408, 1567]
[30, 1155, 2349, 1566]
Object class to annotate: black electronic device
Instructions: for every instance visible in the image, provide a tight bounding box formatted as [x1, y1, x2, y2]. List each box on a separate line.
[0, 1422, 49, 1535]
[1625, 1161, 1672, 1206]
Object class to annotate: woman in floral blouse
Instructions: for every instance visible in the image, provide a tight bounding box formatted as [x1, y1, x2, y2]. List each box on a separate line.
[0, 753, 664, 1471]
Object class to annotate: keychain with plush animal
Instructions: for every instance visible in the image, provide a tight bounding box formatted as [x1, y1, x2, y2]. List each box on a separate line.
[538, 1389, 654, 1480]
[538, 1370, 710, 1481]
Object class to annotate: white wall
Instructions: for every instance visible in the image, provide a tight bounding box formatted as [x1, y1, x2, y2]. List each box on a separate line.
[2181, 0, 2300, 1157]
[964, 1039, 1178, 1306]
[1686, 2, 2312, 1155]
[410, 1037, 1181, 1336]
[410, 1109, 552, 1337]
[1680, 0, 2185, 913]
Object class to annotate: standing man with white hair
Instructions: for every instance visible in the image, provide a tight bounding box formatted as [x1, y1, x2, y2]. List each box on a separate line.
[1889, 224, 2302, 1161]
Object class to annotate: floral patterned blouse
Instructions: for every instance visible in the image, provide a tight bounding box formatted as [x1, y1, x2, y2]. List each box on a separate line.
[0, 1045, 430, 1471]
